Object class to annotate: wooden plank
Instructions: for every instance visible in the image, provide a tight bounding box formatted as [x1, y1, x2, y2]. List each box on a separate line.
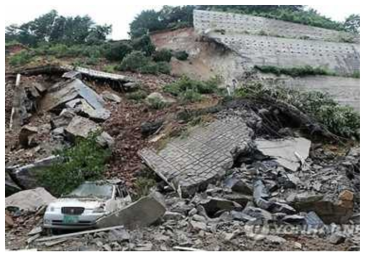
[35, 225, 125, 242]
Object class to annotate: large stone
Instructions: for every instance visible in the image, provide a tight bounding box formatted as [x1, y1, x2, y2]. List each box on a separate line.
[5, 187, 56, 212]
[255, 137, 311, 171]
[224, 175, 253, 195]
[65, 116, 101, 140]
[101, 91, 122, 103]
[96, 192, 166, 229]
[139, 117, 253, 197]
[75, 99, 110, 122]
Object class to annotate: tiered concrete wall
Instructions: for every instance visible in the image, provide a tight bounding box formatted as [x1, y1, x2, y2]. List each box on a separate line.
[208, 32, 360, 75]
[194, 10, 359, 43]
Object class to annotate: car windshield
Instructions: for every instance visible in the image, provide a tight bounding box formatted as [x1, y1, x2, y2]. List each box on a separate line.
[65, 183, 113, 199]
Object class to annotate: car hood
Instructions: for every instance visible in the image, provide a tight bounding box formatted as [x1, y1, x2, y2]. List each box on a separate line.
[48, 198, 106, 209]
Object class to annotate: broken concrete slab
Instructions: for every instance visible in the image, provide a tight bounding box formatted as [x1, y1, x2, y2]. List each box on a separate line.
[5, 187, 56, 212]
[101, 91, 122, 103]
[255, 137, 311, 171]
[96, 192, 166, 229]
[40, 79, 105, 112]
[65, 115, 101, 140]
[9, 156, 60, 189]
[139, 117, 253, 197]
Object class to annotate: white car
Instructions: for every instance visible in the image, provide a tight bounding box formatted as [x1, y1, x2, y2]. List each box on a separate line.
[43, 179, 131, 230]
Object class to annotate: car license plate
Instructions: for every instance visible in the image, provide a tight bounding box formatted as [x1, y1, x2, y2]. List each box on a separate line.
[63, 215, 79, 224]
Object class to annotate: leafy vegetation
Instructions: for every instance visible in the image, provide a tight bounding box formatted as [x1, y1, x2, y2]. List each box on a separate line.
[163, 76, 221, 103]
[153, 49, 173, 62]
[133, 176, 157, 200]
[126, 90, 149, 101]
[104, 41, 133, 61]
[130, 6, 196, 37]
[118, 51, 171, 75]
[174, 51, 189, 61]
[9, 50, 33, 66]
[129, 5, 359, 37]
[234, 83, 360, 139]
[36, 133, 110, 196]
[255, 65, 360, 78]
[5, 10, 112, 47]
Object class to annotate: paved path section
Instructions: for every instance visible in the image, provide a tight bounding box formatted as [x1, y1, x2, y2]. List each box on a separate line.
[139, 117, 253, 197]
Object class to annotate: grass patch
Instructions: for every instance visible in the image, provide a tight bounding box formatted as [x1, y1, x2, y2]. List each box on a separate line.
[255, 65, 335, 77]
[36, 132, 110, 196]
[9, 50, 33, 66]
[126, 89, 149, 101]
[163, 76, 221, 103]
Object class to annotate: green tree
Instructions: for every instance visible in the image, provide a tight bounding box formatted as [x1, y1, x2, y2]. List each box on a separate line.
[344, 14, 360, 33]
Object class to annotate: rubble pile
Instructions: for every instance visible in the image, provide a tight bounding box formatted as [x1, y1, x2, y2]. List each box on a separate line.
[5, 65, 359, 251]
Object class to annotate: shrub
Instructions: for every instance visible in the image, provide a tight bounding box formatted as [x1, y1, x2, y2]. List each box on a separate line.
[156, 61, 171, 74]
[9, 50, 33, 66]
[105, 42, 132, 61]
[174, 51, 189, 61]
[146, 95, 167, 109]
[36, 133, 110, 196]
[139, 62, 159, 75]
[133, 177, 156, 199]
[152, 49, 172, 62]
[164, 76, 220, 96]
[180, 89, 203, 103]
[118, 51, 150, 72]
[131, 34, 155, 56]
[126, 90, 149, 101]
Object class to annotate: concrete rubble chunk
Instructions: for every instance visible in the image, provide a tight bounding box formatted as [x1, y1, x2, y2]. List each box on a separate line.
[243, 207, 273, 223]
[304, 211, 325, 228]
[51, 109, 75, 129]
[200, 197, 239, 217]
[19, 125, 38, 148]
[101, 91, 122, 103]
[40, 79, 105, 112]
[224, 175, 253, 195]
[5, 187, 56, 212]
[65, 115, 101, 140]
[96, 131, 115, 148]
[96, 192, 166, 229]
[329, 233, 346, 245]
[139, 117, 253, 197]
[253, 179, 271, 209]
[255, 137, 311, 171]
